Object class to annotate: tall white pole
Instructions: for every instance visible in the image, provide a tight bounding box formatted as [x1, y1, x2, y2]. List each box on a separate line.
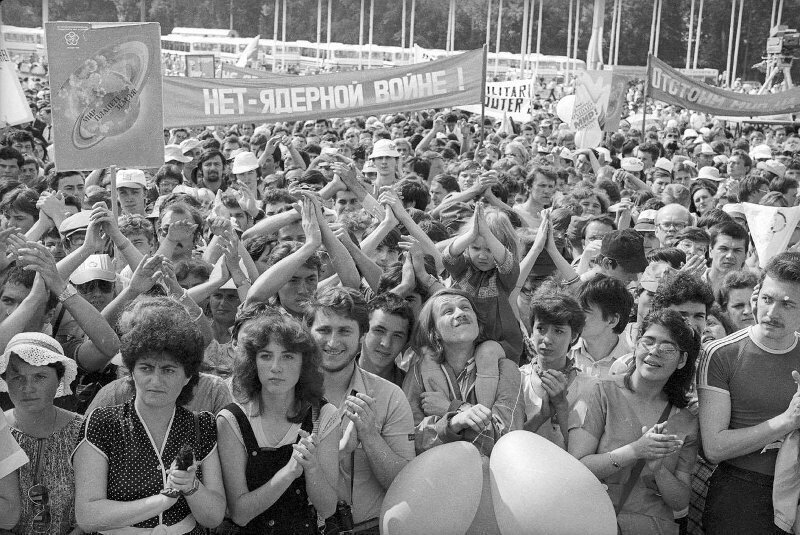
[326, 0, 332, 61]
[615, 0, 622, 64]
[732, 0, 744, 83]
[358, 0, 365, 69]
[534, 0, 543, 81]
[770, 0, 777, 28]
[692, 0, 704, 69]
[520, 0, 530, 76]
[607, 0, 618, 66]
[648, 0, 657, 55]
[566, 0, 573, 73]
[726, 0, 736, 86]
[272, 0, 278, 71]
[368, 0, 374, 68]
[572, 0, 581, 83]
[685, 0, 695, 68]
[409, 0, 416, 56]
[401, 0, 406, 59]
[281, 0, 287, 71]
[494, 0, 503, 77]
[526, 0, 536, 77]
[485, 0, 492, 68]
[654, 0, 663, 57]
[316, 0, 322, 60]
[777, 0, 784, 26]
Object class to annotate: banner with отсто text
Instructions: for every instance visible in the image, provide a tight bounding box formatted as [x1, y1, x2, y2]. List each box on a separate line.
[46, 22, 164, 171]
[456, 78, 536, 122]
[647, 54, 800, 117]
[162, 48, 485, 128]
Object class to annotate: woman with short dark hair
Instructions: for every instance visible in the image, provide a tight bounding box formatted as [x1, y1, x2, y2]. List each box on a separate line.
[73, 299, 226, 533]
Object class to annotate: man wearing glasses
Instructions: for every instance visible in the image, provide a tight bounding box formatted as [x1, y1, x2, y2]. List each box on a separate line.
[654, 204, 691, 247]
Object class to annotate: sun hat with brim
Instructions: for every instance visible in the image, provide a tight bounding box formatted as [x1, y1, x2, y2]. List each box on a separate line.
[180, 137, 202, 154]
[693, 143, 716, 156]
[164, 144, 192, 164]
[713, 154, 729, 166]
[116, 169, 147, 189]
[369, 139, 401, 159]
[58, 210, 91, 236]
[634, 209, 658, 232]
[232, 151, 260, 175]
[70, 254, 117, 285]
[654, 157, 674, 173]
[757, 159, 787, 179]
[697, 166, 723, 181]
[621, 157, 644, 173]
[0, 333, 78, 398]
[750, 144, 773, 161]
[682, 128, 699, 140]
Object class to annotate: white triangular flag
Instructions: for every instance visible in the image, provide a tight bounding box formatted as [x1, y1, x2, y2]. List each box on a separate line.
[741, 203, 800, 268]
[236, 35, 260, 68]
[0, 32, 35, 127]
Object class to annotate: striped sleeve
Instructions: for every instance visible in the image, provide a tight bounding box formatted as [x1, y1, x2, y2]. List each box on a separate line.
[696, 329, 749, 395]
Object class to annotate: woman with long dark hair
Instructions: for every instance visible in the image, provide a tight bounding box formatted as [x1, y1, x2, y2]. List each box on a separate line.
[569, 309, 701, 534]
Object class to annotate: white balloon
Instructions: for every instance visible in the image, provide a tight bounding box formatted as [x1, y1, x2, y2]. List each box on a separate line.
[489, 431, 617, 535]
[575, 124, 604, 149]
[555, 95, 576, 124]
[381, 442, 484, 535]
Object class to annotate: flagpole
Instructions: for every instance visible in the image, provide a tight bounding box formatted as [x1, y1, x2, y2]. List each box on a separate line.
[770, 0, 777, 28]
[358, 0, 365, 69]
[281, 0, 287, 72]
[409, 0, 416, 61]
[534, 0, 542, 82]
[566, 0, 573, 75]
[401, 0, 406, 60]
[654, 0, 662, 57]
[726, 0, 736, 86]
[526, 0, 535, 79]
[692, 0, 703, 69]
[481, 45, 488, 146]
[686, 0, 695, 69]
[485, 0, 492, 56]
[607, 0, 618, 66]
[368, 0, 374, 68]
[648, 0, 657, 55]
[326, 0, 332, 64]
[520, 0, 529, 77]
[614, 0, 621, 65]
[316, 0, 322, 61]
[572, 0, 580, 85]
[642, 54, 651, 134]
[493, 0, 503, 78]
[272, 0, 279, 71]
[732, 0, 744, 83]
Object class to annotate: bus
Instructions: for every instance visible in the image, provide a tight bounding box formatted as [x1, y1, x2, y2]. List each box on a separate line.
[1, 25, 45, 60]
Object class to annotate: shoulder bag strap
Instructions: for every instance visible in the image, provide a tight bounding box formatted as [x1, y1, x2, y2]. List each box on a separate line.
[614, 402, 673, 515]
[225, 403, 260, 455]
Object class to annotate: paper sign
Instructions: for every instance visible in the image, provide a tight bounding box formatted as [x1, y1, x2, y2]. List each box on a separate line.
[46, 22, 164, 171]
[457, 78, 536, 122]
[0, 32, 35, 127]
[741, 203, 800, 268]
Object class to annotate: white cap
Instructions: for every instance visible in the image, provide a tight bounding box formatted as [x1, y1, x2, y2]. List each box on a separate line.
[232, 151, 260, 175]
[682, 128, 699, 140]
[70, 254, 117, 285]
[757, 159, 787, 179]
[59, 210, 91, 236]
[165, 144, 192, 164]
[180, 137, 202, 154]
[654, 157, 674, 173]
[697, 166, 722, 181]
[694, 142, 715, 156]
[116, 169, 147, 189]
[750, 144, 773, 161]
[621, 157, 644, 172]
[369, 139, 400, 159]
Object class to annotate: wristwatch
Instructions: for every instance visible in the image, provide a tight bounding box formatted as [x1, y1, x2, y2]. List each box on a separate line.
[182, 478, 200, 497]
[57, 284, 78, 304]
[160, 488, 181, 499]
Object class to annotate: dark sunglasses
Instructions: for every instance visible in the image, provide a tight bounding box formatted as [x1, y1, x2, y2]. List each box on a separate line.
[76, 279, 115, 294]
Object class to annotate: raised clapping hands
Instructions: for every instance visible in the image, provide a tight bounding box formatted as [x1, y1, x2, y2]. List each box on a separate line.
[633, 422, 684, 470]
[289, 430, 320, 477]
[299, 196, 322, 247]
[344, 392, 378, 438]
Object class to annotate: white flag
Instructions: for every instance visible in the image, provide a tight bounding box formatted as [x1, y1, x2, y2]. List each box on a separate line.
[741, 203, 800, 268]
[0, 32, 35, 127]
[236, 35, 260, 68]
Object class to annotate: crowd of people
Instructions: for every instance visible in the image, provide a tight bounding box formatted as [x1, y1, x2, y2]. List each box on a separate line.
[1, 67, 800, 535]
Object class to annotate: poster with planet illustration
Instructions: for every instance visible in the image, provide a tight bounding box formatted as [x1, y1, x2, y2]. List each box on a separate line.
[46, 22, 163, 171]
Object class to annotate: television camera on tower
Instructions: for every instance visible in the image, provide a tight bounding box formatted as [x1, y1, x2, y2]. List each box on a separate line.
[753, 25, 798, 94]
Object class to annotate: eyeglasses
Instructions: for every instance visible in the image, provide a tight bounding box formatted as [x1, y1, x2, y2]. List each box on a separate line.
[637, 339, 681, 359]
[65, 234, 86, 247]
[28, 484, 51, 534]
[658, 222, 687, 231]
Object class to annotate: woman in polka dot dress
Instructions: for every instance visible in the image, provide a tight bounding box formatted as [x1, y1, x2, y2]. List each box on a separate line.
[72, 298, 227, 534]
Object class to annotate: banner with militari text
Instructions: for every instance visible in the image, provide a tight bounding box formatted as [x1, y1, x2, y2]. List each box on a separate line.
[646, 54, 800, 117]
[162, 48, 485, 128]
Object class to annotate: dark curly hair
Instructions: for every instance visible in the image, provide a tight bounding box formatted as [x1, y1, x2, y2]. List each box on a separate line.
[119, 297, 203, 406]
[625, 308, 701, 408]
[231, 303, 324, 421]
[651, 271, 714, 314]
